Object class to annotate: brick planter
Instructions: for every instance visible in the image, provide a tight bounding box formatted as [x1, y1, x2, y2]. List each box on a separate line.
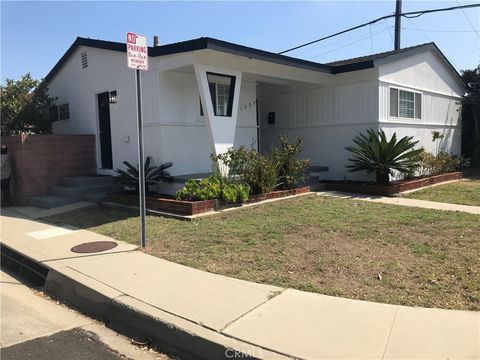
[107, 186, 311, 216]
[323, 172, 463, 196]
[247, 186, 311, 203]
[107, 192, 217, 216]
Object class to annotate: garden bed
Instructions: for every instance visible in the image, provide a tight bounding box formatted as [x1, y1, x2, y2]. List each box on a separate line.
[107, 186, 311, 216]
[107, 192, 217, 216]
[322, 172, 463, 196]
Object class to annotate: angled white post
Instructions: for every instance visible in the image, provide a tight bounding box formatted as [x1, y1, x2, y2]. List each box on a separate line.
[194, 64, 242, 175]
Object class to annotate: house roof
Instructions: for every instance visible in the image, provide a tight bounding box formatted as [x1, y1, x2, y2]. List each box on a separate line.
[328, 42, 463, 83]
[43, 37, 332, 84]
[43, 36, 463, 86]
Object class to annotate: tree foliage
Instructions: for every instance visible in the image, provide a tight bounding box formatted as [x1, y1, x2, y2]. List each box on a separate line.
[1, 73, 57, 136]
[460, 66, 480, 164]
[345, 129, 422, 184]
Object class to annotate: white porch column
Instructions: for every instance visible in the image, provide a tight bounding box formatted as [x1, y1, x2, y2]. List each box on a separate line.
[194, 64, 242, 175]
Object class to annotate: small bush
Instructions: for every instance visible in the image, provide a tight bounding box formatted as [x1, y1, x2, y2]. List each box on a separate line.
[212, 147, 281, 194]
[273, 135, 310, 190]
[416, 149, 470, 177]
[175, 175, 221, 201]
[212, 136, 309, 193]
[222, 182, 249, 204]
[175, 175, 249, 204]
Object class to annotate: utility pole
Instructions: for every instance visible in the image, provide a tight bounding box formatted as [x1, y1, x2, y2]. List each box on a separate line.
[394, 0, 402, 50]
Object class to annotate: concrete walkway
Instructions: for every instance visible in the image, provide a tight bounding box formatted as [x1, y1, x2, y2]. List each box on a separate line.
[318, 190, 480, 215]
[1, 210, 479, 360]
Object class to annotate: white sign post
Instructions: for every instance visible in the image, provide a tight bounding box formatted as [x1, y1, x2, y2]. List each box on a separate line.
[127, 32, 148, 248]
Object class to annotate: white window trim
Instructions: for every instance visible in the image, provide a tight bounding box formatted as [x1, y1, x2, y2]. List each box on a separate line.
[389, 86, 422, 120]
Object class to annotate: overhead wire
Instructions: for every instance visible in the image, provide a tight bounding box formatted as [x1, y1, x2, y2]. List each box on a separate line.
[309, 28, 389, 60]
[278, 3, 480, 55]
[455, 0, 480, 39]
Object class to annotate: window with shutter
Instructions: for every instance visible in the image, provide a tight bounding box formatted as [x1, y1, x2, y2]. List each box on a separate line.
[390, 88, 398, 117]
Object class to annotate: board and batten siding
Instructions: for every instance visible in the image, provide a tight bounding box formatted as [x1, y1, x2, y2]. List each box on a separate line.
[259, 80, 379, 180]
[377, 49, 463, 158]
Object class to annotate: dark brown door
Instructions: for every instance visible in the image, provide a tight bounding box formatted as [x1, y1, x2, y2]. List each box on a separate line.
[97, 92, 113, 169]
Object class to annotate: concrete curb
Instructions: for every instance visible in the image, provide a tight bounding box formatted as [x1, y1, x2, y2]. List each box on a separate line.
[5, 248, 289, 360]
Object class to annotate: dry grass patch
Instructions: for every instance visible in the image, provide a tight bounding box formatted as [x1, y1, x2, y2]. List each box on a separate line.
[44, 195, 480, 311]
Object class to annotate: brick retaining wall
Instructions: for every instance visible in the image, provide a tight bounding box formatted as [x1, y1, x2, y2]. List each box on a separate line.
[2, 134, 96, 204]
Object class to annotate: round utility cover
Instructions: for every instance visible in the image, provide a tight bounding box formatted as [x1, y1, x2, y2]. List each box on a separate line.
[71, 241, 118, 253]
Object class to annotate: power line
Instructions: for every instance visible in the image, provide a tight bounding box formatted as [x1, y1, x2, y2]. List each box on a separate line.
[405, 16, 432, 43]
[309, 29, 389, 60]
[455, 0, 480, 39]
[278, 3, 480, 54]
[401, 27, 480, 33]
[385, 18, 394, 45]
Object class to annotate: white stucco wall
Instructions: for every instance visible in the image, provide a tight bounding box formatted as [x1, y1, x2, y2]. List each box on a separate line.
[49, 46, 140, 173]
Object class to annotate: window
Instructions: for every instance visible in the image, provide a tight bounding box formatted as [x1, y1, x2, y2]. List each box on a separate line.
[206, 72, 236, 117]
[58, 103, 70, 121]
[390, 88, 421, 119]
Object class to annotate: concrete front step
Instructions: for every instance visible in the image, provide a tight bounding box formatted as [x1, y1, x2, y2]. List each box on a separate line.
[49, 184, 123, 201]
[27, 195, 75, 209]
[59, 176, 117, 187]
[82, 192, 107, 203]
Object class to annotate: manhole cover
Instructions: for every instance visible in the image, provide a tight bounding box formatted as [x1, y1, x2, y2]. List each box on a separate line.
[71, 241, 118, 254]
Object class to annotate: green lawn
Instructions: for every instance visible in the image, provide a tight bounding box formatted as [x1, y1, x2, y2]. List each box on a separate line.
[43, 195, 480, 311]
[404, 180, 480, 206]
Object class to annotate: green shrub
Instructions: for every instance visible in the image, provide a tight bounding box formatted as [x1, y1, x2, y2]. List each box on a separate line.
[416, 150, 470, 177]
[212, 147, 281, 194]
[115, 156, 173, 194]
[416, 149, 437, 177]
[175, 175, 221, 201]
[345, 129, 422, 184]
[273, 135, 310, 190]
[221, 182, 249, 204]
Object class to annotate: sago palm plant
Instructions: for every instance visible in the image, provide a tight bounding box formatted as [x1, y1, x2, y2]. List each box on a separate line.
[115, 156, 174, 194]
[345, 129, 422, 184]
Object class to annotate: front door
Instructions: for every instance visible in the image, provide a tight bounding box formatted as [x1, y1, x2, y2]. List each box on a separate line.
[97, 92, 113, 169]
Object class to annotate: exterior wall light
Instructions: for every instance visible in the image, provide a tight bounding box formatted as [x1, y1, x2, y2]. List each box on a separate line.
[109, 91, 117, 104]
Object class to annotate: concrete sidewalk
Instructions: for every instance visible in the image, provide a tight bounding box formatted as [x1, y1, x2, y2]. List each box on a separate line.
[1, 211, 479, 360]
[318, 190, 480, 215]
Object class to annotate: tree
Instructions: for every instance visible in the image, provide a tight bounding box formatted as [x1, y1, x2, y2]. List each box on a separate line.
[1, 73, 57, 136]
[345, 129, 422, 184]
[461, 66, 480, 165]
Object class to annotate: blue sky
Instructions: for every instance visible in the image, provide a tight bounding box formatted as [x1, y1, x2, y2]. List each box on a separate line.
[1, 1, 479, 83]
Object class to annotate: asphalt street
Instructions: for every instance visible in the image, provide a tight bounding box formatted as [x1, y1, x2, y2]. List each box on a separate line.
[0, 269, 171, 360]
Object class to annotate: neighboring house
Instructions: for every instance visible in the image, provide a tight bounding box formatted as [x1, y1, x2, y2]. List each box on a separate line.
[45, 37, 464, 192]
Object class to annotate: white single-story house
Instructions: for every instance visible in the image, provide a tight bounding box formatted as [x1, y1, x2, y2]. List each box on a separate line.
[44, 36, 464, 192]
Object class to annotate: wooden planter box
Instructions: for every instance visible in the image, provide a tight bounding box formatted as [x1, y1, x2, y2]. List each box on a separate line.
[107, 192, 217, 216]
[107, 186, 311, 216]
[323, 172, 463, 196]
